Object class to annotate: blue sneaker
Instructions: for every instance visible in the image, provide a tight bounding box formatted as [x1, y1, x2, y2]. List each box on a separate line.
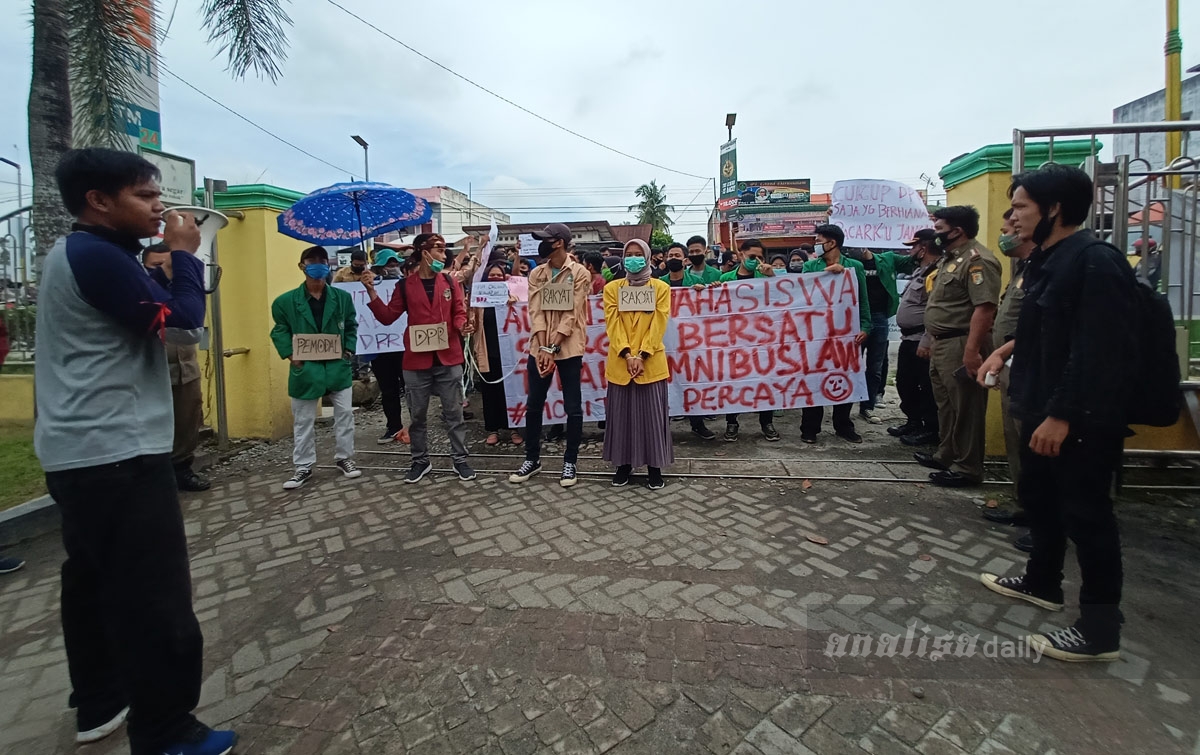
[160, 724, 237, 755]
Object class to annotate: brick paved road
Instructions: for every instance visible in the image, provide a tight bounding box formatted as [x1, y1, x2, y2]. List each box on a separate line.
[2, 410, 1198, 754]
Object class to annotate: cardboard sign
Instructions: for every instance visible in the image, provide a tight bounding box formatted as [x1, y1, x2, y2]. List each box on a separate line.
[539, 280, 575, 311]
[471, 281, 510, 308]
[334, 281, 407, 355]
[618, 285, 657, 312]
[410, 323, 449, 353]
[292, 333, 342, 361]
[829, 179, 933, 249]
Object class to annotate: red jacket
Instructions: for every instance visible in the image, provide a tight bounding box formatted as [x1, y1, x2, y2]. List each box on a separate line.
[368, 273, 467, 370]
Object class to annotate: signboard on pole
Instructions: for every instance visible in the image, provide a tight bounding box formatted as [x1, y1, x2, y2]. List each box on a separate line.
[139, 148, 196, 207]
[829, 179, 933, 249]
[735, 179, 811, 208]
[719, 139, 738, 198]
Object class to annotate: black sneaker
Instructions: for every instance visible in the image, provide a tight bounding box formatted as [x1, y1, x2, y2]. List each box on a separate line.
[336, 459, 362, 479]
[560, 463, 578, 488]
[377, 427, 399, 444]
[508, 459, 541, 483]
[837, 429, 863, 444]
[0, 556, 26, 574]
[646, 468, 665, 490]
[404, 460, 433, 484]
[283, 467, 313, 490]
[76, 704, 129, 744]
[901, 430, 940, 447]
[979, 573, 1064, 611]
[723, 424, 739, 442]
[692, 424, 716, 441]
[1029, 625, 1120, 662]
[762, 424, 781, 442]
[454, 462, 477, 481]
[1013, 532, 1034, 553]
[612, 465, 632, 487]
[176, 469, 211, 492]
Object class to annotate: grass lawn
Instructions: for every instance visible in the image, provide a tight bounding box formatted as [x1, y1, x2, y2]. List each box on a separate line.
[0, 425, 45, 511]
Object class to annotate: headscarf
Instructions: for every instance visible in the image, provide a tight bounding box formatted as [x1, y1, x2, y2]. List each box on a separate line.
[604, 256, 626, 280]
[623, 239, 653, 287]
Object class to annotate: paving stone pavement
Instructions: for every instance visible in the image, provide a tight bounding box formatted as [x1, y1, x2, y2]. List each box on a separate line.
[2, 409, 1199, 755]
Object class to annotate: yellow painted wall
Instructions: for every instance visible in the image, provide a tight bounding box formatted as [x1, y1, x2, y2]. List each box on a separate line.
[0, 374, 34, 425]
[198, 206, 313, 441]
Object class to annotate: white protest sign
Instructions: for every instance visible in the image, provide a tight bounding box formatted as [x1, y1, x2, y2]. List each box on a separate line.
[334, 281, 408, 355]
[830, 179, 933, 249]
[519, 234, 540, 257]
[471, 281, 510, 308]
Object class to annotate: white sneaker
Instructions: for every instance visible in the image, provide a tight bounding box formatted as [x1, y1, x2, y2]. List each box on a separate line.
[76, 705, 129, 744]
[860, 411, 882, 425]
[283, 467, 313, 490]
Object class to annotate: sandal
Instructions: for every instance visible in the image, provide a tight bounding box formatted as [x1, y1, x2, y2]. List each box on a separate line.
[511, 431, 524, 446]
[486, 432, 500, 446]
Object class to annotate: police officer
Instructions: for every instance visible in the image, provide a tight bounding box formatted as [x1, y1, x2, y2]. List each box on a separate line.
[915, 206, 1001, 487]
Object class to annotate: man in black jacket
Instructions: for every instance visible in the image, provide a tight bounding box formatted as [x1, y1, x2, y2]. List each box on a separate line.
[977, 164, 1138, 663]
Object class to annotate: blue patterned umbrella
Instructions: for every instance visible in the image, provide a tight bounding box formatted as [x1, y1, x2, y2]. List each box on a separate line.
[276, 181, 433, 247]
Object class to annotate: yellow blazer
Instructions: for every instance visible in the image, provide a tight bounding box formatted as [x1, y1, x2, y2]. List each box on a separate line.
[603, 277, 671, 386]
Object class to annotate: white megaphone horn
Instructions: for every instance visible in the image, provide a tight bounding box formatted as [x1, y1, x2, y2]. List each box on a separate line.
[167, 205, 229, 293]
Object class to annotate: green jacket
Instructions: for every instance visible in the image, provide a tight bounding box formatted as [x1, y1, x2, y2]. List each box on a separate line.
[860, 250, 917, 317]
[270, 283, 358, 400]
[719, 265, 773, 282]
[802, 255, 872, 333]
[689, 264, 723, 284]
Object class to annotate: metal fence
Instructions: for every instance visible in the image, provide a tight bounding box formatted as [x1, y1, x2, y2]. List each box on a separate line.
[1, 206, 35, 366]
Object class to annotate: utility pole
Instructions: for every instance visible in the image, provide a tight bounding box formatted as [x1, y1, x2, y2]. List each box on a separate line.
[1166, 0, 1183, 168]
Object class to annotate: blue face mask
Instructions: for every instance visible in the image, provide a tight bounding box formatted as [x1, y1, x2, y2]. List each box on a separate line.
[304, 263, 330, 280]
[624, 256, 647, 273]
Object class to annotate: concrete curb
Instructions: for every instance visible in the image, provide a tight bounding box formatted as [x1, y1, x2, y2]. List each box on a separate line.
[0, 494, 59, 547]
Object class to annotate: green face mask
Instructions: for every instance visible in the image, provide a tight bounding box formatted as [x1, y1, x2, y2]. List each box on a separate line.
[744, 257, 760, 271]
[601, 266, 614, 282]
[429, 259, 445, 273]
[997, 233, 1021, 256]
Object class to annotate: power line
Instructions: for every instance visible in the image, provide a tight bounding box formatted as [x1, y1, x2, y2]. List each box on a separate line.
[158, 63, 357, 176]
[670, 178, 713, 227]
[322, 0, 710, 182]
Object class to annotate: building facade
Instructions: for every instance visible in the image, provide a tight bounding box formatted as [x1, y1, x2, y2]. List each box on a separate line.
[1113, 74, 1200, 167]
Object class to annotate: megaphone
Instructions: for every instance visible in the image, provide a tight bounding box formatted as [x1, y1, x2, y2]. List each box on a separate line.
[163, 206, 229, 293]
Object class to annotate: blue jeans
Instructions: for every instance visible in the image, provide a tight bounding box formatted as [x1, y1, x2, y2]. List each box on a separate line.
[861, 312, 891, 412]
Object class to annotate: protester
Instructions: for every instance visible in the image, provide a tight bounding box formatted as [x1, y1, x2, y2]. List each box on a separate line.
[719, 239, 778, 442]
[787, 249, 808, 272]
[515, 258, 533, 277]
[889, 229, 941, 447]
[142, 244, 209, 492]
[843, 245, 918, 424]
[270, 245, 362, 490]
[800, 224, 871, 444]
[769, 253, 789, 273]
[659, 243, 714, 439]
[364, 249, 410, 445]
[686, 235, 723, 284]
[654, 242, 684, 278]
[1133, 237, 1162, 290]
[651, 247, 666, 275]
[914, 206, 1001, 487]
[583, 252, 607, 294]
[473, 261, 523, 447]
[602, 239, 674, 488]
[372, 248, 405, 280]
[36, 148, 234, 753]
[983, 210, 1036, 548]
[979, 164, 1138, 663]
[719, 250, 737, 274]
[332, 248, 368, 282]
[363, 233, 475, 483]
[603, 255, 626, 282]
[508, 224, 593, 487]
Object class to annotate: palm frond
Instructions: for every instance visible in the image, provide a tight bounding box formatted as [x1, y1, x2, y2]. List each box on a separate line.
[200, 0, 293, 81]
[67, 0, 154, 148]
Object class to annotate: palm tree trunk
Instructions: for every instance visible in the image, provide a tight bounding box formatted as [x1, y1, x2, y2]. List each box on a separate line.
[28, 0, 74, 277]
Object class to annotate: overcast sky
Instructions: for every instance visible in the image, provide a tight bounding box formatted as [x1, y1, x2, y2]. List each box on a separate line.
[1, 0, 1198, 239]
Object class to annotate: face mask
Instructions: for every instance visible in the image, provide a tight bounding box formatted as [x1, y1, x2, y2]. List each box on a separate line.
[351, 264, 365, 274]
[666, 258, 685, 272]
[815, 242, 829, 256]
[787, 262, 804, 273]
[935, 231, 956, 249]
[601, 266, 614, 282]
[304, 263, 330, 280]
[1032, 215, 1056, 246]
[381, 267, 401, 279]
[429, 259, 445, 273]
[997, 233, 1021, 255]
[624, 256, 648, 273]
[688, 254, 706, 267]
[743, 257, 760, 271]
[537, 240, 556, 258]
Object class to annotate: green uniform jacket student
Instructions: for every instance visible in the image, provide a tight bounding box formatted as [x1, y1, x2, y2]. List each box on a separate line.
[861, 251, 918, 317]
[802, 255, 873, 333]
[270, 283, 358, 400]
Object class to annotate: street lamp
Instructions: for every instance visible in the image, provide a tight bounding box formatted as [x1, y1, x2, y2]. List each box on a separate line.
[725, 113, 737, 142]
[351, 135, 369, 181]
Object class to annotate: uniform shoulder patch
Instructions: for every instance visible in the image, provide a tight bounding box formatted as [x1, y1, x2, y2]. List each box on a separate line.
[970, 269, 984, 285]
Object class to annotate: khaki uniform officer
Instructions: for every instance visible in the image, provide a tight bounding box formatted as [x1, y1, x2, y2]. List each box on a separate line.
[918, 207, 1001, 487]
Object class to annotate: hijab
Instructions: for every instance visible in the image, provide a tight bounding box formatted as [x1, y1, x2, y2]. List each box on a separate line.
[623, 239, 653, 286]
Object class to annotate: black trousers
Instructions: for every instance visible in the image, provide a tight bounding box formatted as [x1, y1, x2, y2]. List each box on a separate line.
[800, 403, 855, 436]
[524, 356, 583, 464]
[1020, 423, 1125, 644]
[725, 410, 773, 429]
[370, 352, 406, 431]
[478, 364, 510, 433]
[47, 454, 203, 754]
[896, 339, 938, 431]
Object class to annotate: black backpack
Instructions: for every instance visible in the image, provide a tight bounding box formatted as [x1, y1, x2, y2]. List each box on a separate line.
[1126, 276, 1183, 427]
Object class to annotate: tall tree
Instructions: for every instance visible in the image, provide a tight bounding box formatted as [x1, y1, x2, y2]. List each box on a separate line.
[628, 180, 675, 234]
[27, 0, 294, 268]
